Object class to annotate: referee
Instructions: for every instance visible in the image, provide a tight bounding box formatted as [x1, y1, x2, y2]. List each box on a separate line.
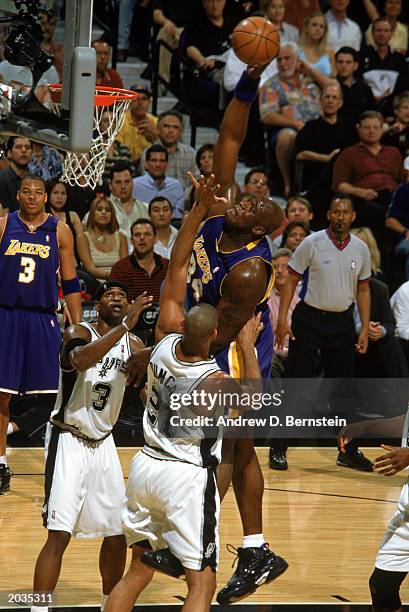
[275, 193, 372, 471]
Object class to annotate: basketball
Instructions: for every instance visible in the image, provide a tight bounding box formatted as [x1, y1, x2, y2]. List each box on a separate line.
[231, 17, 280, 65]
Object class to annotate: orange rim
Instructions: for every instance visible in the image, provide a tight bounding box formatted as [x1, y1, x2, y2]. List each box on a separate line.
[49, 84, 140, 106]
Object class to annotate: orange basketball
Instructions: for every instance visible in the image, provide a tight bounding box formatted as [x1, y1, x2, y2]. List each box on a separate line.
[231, 17, 280, 65]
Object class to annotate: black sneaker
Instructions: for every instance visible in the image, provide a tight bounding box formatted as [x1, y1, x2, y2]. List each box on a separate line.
[269, 448, 288, 471]
[216, 543, 288, 604]
[337, 450, 373, 472]
[141, 548, 184, 579]
[0, 464, 12, 494]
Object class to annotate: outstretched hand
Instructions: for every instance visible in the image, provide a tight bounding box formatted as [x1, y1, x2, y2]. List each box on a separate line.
[124, 291, 153, 330]
[374, 444, 409, 476]
[188, 172, 227, 214]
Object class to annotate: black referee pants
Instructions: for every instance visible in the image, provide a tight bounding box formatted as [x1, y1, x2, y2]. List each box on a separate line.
[285, 301, 356, 378]
[274, 301, 359, 453]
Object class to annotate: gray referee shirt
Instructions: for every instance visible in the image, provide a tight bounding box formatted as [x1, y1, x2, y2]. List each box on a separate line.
[288, 229, 371, 312]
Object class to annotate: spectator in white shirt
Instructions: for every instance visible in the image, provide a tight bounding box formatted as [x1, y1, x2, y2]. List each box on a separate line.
[325, 0, 362, 52]
[149, 196, 178, 259]
[224, 49, 277, 92]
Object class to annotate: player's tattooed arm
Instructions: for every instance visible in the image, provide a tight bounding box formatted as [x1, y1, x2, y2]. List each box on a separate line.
[211, 259, 267, 353]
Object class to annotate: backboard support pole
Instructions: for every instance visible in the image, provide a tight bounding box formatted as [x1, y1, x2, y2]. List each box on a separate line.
[62, 0, 94, 111]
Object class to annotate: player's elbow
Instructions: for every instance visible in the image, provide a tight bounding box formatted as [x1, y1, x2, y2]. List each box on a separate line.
[68, 349, 88, 372]
[71, 358, 88, 372]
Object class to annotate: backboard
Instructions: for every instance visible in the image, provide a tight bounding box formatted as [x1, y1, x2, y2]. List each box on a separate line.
[0, 0, 96, 152]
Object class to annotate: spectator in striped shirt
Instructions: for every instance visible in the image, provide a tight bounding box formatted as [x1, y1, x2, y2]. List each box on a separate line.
[109, 218, 168, 303]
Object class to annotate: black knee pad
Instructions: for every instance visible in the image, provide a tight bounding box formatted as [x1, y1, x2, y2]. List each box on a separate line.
[369, 566, 406, 610]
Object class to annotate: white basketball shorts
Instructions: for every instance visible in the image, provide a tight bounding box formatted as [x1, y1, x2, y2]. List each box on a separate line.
[122, 451, 220, 571]
[376, 480, 409, 571]
[42, 426, 125, 538]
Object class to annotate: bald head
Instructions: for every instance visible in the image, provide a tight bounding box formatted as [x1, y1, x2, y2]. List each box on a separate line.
[184, 304, 219, 342]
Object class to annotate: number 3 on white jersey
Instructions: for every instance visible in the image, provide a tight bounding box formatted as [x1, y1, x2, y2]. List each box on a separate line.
[18, 256, 36, 284]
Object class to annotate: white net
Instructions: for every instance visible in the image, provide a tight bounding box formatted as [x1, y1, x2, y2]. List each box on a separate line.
[49, 86, 137, 190]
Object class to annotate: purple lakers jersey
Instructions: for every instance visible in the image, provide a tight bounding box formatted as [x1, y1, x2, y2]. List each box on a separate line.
[0, 211, 59, 310]
[186, 215, 274, 378]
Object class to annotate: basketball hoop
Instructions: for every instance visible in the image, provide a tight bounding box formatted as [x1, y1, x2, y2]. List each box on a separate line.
[48, 84, 139, 189]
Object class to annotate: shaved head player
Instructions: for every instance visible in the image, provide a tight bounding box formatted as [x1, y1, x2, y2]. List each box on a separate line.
[127, 64, 288, 604]
[106, 176, 264, 612]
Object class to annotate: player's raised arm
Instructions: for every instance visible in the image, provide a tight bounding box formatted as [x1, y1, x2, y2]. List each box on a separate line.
[209, 64, 267, 215]
[57, 221, 82, 324]
[156, 174, 226, 341]
[61, 292, 152, 371]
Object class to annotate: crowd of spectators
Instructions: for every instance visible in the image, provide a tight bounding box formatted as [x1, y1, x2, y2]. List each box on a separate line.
[3, 0, 409, 458]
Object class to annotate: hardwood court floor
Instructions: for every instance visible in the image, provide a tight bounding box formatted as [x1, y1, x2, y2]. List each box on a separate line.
[0, 447, 405, 607]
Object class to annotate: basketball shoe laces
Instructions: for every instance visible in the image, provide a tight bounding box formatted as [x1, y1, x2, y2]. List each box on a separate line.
[226, 542, 268, 573]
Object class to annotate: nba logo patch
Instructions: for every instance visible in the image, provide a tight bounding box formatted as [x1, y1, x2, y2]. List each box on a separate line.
[121, 345, 124, 353]
[51, 319, 55, 327]
[51, 510, 56, 519]
[351, 260, 356, 270]
[46, 235, 50, 242]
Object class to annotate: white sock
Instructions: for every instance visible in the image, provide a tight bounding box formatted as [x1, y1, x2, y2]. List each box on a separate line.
[7, 423, 13, 435]
[0, 454, 7, 466]
[31, 607, 48, 612]
[101, 593, 109, 611]
[242, 533, 265, 548]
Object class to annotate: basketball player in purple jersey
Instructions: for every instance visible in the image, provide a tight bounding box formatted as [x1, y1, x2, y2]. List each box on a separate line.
[0, 175, 82, 493]
[136, 65, 289, 603]
[188, 65, 289, 604]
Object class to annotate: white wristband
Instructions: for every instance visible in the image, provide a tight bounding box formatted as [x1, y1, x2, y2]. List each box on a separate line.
[121, 316, 131, 331]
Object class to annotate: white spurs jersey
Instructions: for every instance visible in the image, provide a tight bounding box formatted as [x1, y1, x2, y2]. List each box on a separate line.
[143, 333, 223, 467]
[51, 322, 131, 440]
